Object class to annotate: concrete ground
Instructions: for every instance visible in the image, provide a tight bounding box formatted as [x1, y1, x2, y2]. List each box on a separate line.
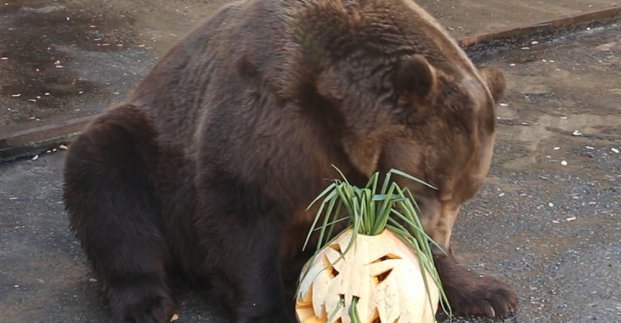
[1, 1, 621, 323]
[1, 0, 619, 137]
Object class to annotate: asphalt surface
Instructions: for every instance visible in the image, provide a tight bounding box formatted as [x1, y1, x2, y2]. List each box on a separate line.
[1, 2, 621, 323]
[1, 0, 620, 136]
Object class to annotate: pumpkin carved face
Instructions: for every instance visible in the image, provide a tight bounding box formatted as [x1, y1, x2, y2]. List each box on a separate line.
[296, 229, 439, 323]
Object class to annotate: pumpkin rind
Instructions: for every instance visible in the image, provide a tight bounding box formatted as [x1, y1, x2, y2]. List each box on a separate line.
[296, 229, 439, 323]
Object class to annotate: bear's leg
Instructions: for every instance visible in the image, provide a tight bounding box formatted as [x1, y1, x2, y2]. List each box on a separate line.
[195, 179, 295, 323]
[433, 249, 518, 318]
[417, 203, 517, 317]
[225, 226, 293, 323]
[64, 106, 174, 323]
[429, 233, 518, 317]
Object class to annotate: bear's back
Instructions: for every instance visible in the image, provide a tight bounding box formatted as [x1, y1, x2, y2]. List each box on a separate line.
[124, 0, 482, 151]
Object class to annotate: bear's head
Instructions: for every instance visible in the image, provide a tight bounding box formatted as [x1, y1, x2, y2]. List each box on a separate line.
[297, 0, 506, 249]
[378, 62, 505, 250]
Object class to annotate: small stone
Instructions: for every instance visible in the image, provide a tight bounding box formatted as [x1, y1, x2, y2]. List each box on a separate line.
[554, 147, 560, 150]
[170, 314, 180, 322]
[548, 202, 554, 207]
[596, 42, 615, 51]
[32, 155, 39, 161]
[566, 217, 576, 222]
[611, 148, 619, 154]
[498, 193, 505, 197]
[561, 160, 568, 166]
[531, 41, 539, 45]
[59, 145, 68, 150]
[585, 146, 595, 150]
[572, 130, 583, 136]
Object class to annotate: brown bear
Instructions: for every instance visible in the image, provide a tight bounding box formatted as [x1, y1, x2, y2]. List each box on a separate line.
[63, 0, 516, 322]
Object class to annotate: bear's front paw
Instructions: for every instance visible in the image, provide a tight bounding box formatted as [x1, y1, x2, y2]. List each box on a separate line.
[110, 284, 175, 323]
[434, 253, 517, 318]
[445, 273, 517, 317]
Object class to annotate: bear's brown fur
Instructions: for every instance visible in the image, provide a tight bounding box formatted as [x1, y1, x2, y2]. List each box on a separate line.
[63, 0, 516, 321]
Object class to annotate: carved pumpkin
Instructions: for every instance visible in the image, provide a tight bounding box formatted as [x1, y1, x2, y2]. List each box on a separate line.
[296, 229, 439, 323]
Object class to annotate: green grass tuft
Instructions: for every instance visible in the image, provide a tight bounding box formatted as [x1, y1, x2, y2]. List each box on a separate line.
[299, 167, 452, 321]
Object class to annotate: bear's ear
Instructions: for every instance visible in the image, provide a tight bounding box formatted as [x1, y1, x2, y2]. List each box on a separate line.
[394, 54, 436, 101]
[479, 67, 506, 103]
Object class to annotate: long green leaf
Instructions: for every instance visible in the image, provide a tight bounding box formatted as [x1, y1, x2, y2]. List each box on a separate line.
[306, 182, 337, 211]
[389, 168, 438, 190]
[316, 193, 340, 252]
[332, 164, 350, 184]
[349, 296, 361, 323]
[302, 188, 337, 251]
